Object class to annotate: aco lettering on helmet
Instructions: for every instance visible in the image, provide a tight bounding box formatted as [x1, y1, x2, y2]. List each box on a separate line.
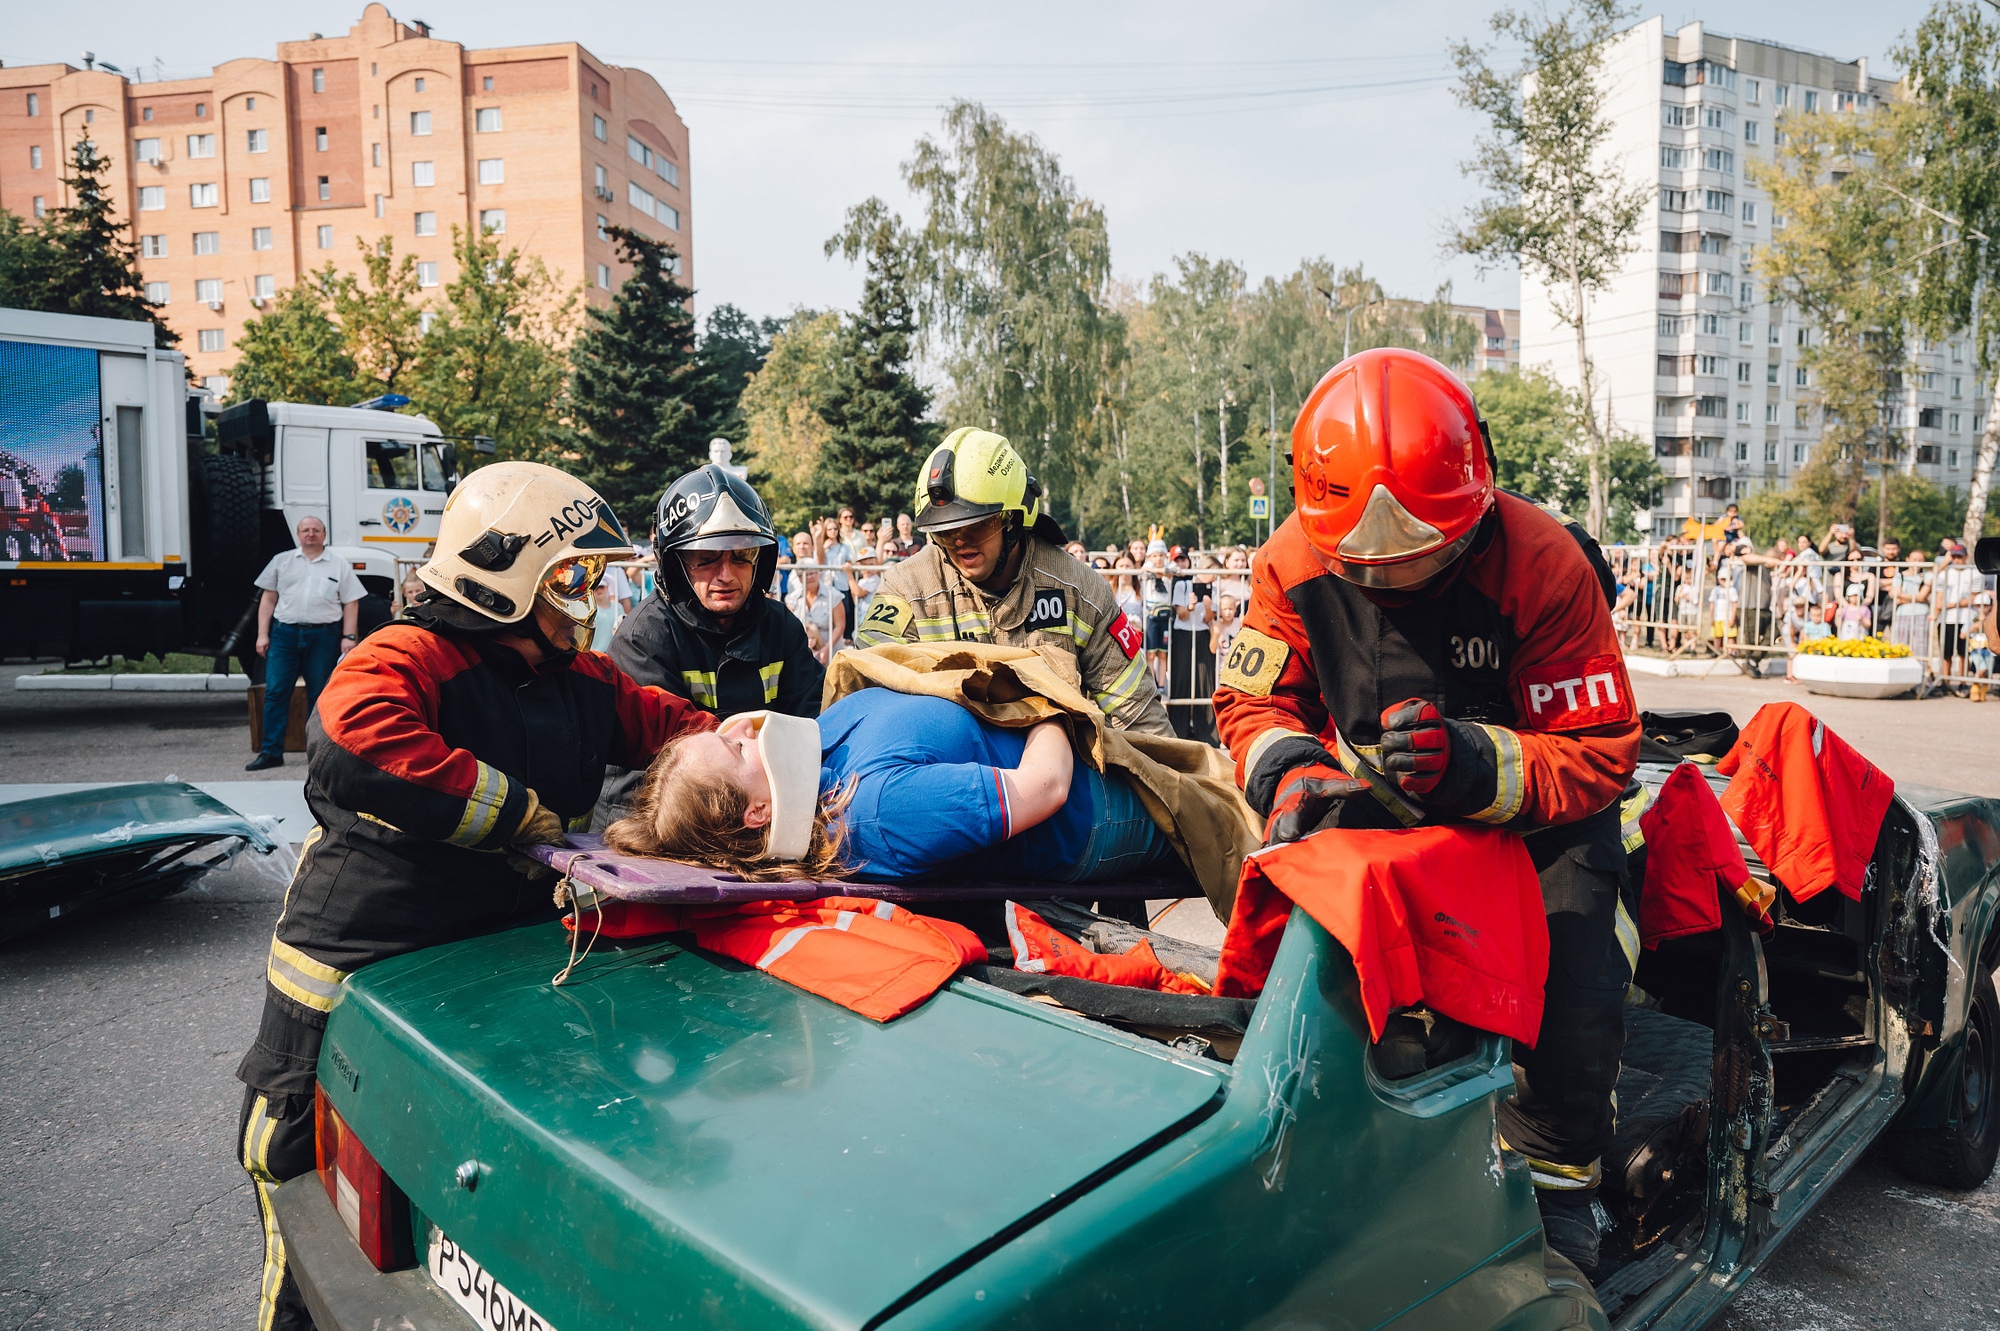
[1025, 588, 1067, 632]
[860, 593, 913, 639]
[534, 497, 603, 547]
[1107, 609, 1141, 659]
[1514, 653, 1634, 732]
[1216, 625, 1289, 697]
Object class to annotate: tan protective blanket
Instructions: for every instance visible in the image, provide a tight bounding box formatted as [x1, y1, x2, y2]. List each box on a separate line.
[823, 642, 1260, 920]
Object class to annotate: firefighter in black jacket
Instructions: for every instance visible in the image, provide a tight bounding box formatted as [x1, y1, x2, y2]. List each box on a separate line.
[595, 464, 824, 828]
[236, 462, 714, 1331]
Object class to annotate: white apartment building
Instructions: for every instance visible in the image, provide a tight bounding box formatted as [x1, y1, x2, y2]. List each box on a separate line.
[1520, 17, 1988, 540]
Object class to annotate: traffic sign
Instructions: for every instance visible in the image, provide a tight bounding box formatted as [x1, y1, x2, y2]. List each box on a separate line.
[1248, 495, 1270, 519]
[1248, 477, 1266, 496]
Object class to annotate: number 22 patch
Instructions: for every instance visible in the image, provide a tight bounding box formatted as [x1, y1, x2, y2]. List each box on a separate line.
[1217, 626, 1289, 696]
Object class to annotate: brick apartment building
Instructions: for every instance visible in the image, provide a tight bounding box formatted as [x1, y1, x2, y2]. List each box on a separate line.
[0, 3, 689, 394]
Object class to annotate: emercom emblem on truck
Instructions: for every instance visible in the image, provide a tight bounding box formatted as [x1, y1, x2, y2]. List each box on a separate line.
[383, 497, 419, 533]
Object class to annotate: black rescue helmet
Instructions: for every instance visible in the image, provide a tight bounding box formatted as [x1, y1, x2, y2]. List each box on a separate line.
[653, 464, 780, 607]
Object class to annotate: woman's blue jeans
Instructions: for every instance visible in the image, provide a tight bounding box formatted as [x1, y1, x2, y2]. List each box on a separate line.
[261, 621, 341, 758]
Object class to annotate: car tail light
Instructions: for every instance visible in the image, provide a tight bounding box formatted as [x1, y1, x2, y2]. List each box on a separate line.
[315, 1084, 414, 1270]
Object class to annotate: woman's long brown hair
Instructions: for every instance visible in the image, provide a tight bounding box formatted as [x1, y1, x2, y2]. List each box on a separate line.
[603, 732, 852, 882]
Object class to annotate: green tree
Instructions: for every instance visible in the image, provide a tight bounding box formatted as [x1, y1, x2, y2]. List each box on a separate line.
[564, 225, 708, 518]
[1450, 0, 1651, 537]
[1472, 367, 1657, 539]
[699, 303, 785, 447]
[813, 215, 936, 519]
[836, 103, 1121, 533]
[331, 240, 426, 398]
[1901, 2, 2000, 544]
[414, 226, 574, 469]
[1, 138, 174, 346]
[226, 272, 357, 405]
[1751, 103, 1919, 547]
[740, 309, 842, 533]
[1143, 254, 1248, 548]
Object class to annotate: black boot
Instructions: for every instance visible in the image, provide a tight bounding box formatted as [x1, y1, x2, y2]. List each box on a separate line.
[1536, 1190, 1609, 1273]
[245, 752, 285, 771]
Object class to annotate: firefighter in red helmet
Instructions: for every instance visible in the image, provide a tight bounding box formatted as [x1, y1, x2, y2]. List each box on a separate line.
[1213, 347, 1640, 1272]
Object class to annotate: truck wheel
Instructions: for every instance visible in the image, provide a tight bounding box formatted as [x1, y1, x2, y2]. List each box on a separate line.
[189, 450, 264, 639]
[1890, 969, 2000, 1190]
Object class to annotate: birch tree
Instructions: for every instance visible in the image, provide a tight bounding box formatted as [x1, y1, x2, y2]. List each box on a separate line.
[1449, 0, 1650, 538]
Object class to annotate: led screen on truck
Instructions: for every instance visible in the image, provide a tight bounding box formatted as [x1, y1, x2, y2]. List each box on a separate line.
[0, 338, 106, 564]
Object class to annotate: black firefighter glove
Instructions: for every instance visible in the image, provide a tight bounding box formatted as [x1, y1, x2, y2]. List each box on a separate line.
[1264, 762, 1372, 847]
[1377, 697, 1500, 817]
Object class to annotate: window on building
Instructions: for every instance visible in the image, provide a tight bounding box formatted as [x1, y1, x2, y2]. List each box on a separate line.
[252, 226, 272, 250]
[656, 202, 680, 231]
[1797, 326, 1810, 346]
[1762, 441, 1776, 463]
[1951, 412, 1963, 433]
[411, 110, 432, 136]
[1735, 361, 1750, 382]
[1740, 281, 1755, 304]
[27, 93, 39, 116]
[144, 281, 170, 304]
[249, 177, 271, 203]
[193, 104, 204, 119]
[1765, 363, 1778, 384]
[247, 97, 256, 110]
[628, 134, 653, 169]
[195, 278, 222, 305]
[412, 161, 435, 187]
[1695, 396, 1729, 418]
[198, 328, 225, 353]
[1703, 148, 1735, 174]
[1735, 402, 1749, 421]
[629, 180, 657, 218]
[1705, 190, 1734, 213]
[1659, 271, 1688, 298]
[1775, 85, 1790, 107]
[317, 224, 333, 250]
[1698, 233, 1727, 255]
[1919, 407, 1943, 428]
[1741, 201, 1759, 226]
[475, 108, 502, 132]
[139, 186, 164, 211]
[1766, 403, 1780, 423]
[414, 77, 426, 93]
[1795, 366, 1810, 387]
[594, 163, 608, 194]
[483, 76, 494, 92]
[593, 114, 608, 142]
[246, 128, 267, 153]
[1699, 354, 1724, 375]
[1795, 404, 1811, 426]
[1660, 229, 1695, 253]
[479, 208, 505, 233]
[193, 231, 220, 255]
[135, 138, 161, 163]
[1803, 90, 1820, 113]
[1660, 145, 1692, 170]
[420, 310, 437, 334]
[1660, 187, 1691, 212]
[1735, 439, 1749, 459]
[1659, 354, 1694, 376]
[315, 127, 329, 153]
[1950, 449, 1961, 468]
[1793, 442, 1806, 462]
[1744, 121, 1760, 145]
[312, 67, 325, 93]
[141, 234, 167, 257]
[1706, 272, 1733, 294]
[374, 193, 385, 218]
[85, 110, 94, 124]
[596, 263, 611, 289]
[1950, 376, 1963, 398]
[1704, 106, 1733, 130]
[29, 144, 43, 170]
[187, 133, 215, 158]
[1662, 103, 1692, 127]
[415, 211, 436, 236]
[190, 182, 218, 208]
[371, 142, 382, 167]
[1739, 321, 1753, 343]
[655, 157, 678, 188]
[1746, 79, 1762, 103]
[317, 176, 331, 201]
[477, 159, 504, 185]
[417, 261, 439, 287]
[1659, 315, 1690, 336]
[596, 213, 608, 240]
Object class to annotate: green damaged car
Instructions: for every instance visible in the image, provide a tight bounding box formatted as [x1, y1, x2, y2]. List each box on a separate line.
[275, 766, 2000, 1330]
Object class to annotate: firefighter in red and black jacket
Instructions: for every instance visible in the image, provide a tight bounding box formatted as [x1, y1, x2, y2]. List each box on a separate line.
[1213, 348, 1641, 1272]
[235, 462, 714, 1331]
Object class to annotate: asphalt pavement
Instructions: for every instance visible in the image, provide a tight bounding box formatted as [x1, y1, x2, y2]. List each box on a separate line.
[3, 660, 2000, 1329]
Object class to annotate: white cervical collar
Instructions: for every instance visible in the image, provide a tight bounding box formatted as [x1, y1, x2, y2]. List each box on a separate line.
[739, 711, 821, 861]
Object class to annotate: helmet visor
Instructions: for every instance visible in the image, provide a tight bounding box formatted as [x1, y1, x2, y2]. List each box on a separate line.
[540, 554, 608, 622]
[1315, 525, 1478, 592]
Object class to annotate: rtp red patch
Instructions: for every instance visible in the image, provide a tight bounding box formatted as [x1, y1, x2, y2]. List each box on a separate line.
[1108, 609, 1142, 659]
[1514, 653, 1633, 732]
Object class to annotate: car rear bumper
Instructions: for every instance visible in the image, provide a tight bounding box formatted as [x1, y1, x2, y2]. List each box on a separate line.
[272, 1174, 470, 1331]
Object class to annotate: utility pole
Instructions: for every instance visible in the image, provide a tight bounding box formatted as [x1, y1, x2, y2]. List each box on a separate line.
[1245, 363, 1277, 542]
[1344, 297, 1383, 361]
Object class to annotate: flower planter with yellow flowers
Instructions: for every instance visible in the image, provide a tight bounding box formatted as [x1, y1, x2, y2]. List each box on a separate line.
[1793, 637, 1922, 698]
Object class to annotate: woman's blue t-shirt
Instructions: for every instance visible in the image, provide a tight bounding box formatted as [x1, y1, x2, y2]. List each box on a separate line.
[817, 690, 1096, 881]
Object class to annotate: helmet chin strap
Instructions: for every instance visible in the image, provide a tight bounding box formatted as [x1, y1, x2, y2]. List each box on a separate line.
[527, 595, 589, 662]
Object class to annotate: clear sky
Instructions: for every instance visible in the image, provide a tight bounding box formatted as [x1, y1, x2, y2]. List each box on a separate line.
[12, 1, 1918, 324]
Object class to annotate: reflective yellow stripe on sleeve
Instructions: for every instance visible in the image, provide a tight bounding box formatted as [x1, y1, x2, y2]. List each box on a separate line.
[445, 760, 511, 848]
[1620, 783, 1652, 854]
[1462, 724, 1526, 826]
[1243, 726, 1309, 789]
[679, 670, 719, 709]
[1614, 898, 1640, 976]
[1092, 652, 1150, 716]
[759, 661, 784, 704]
[265, 935, 350, 1013]
[1065, 611, 1094, 645]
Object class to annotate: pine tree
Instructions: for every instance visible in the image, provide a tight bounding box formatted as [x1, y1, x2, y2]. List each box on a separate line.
[812, 225, 935, 517]
[565, 226, 714, 521]
[39, 138, 176, 347]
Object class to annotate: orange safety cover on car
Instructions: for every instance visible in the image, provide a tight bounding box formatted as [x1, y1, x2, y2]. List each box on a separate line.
[567, 896, 986, 1021]
[1215, 825, 1549, 1046]
[1637, 762, 1752, 947]
[1003, 902, 1210, 994]
[1717, 702, 1895, 904]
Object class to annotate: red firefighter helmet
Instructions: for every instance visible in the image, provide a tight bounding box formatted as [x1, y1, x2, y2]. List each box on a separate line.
[1291, 347, 1493, 590]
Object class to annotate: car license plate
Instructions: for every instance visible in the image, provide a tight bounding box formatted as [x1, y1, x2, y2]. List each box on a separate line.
[427, 1226, 559, 1331]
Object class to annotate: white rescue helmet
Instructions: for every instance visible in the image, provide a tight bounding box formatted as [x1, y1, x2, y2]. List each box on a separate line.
[417, 461, 631, 632]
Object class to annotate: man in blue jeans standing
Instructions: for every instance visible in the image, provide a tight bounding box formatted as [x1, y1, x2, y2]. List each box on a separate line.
[245, 515, 363, 771]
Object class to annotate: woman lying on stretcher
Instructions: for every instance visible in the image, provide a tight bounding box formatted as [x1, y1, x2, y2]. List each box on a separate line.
[603, 688, 1175, 883]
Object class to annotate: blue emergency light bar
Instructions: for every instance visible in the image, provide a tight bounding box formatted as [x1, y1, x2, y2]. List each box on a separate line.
[351, 393, 412, 411]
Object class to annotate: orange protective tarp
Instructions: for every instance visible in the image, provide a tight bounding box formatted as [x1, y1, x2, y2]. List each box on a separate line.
[1717, 702, 1895, 903]
[1003, 901, 1209, 994]
[1638, 762, 1752, 946]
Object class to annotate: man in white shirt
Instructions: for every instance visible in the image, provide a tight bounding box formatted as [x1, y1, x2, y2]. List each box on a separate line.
[246, 515, 364, 771]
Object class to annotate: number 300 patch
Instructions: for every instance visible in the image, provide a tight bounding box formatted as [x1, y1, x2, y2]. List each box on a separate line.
[1024, 588, 1068, 632]
[1217, 626, 1289, 696]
